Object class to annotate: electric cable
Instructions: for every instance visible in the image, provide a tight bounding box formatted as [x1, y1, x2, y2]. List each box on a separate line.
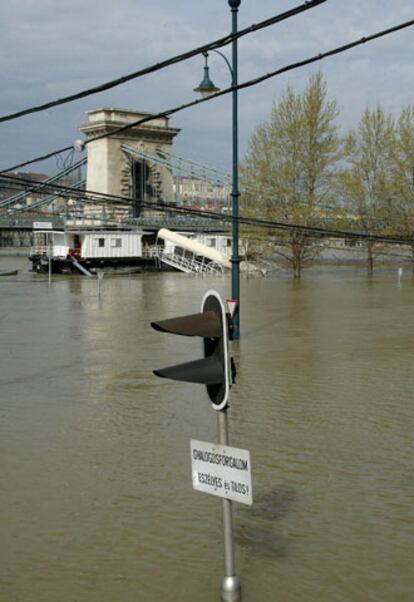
[1, 172, 412, 246]
[2, 14, 414, 175]
[0, 0, 326, 124]
[318, 242, 413, 261]
[3, 169, 413, 233]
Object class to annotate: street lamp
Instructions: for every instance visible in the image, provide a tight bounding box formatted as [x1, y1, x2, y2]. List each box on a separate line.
[194, 0, 241, 341]
[193, 53, 220, 98]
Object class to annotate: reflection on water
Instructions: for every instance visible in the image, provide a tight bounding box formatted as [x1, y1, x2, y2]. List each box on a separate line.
[1, 257, 413, 602]
[235, 486, 296, 560]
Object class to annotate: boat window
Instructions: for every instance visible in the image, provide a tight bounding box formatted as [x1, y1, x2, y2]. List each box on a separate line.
[112, 238, 122, 248]
[98, 238, 105, 248]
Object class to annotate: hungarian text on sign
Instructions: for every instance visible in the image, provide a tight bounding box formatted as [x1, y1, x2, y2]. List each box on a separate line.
[190, 439, 253, 506]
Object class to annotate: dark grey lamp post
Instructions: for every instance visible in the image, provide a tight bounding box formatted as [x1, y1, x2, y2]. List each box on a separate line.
[194, 0, 241, 341]
[195, 11, 242, 600]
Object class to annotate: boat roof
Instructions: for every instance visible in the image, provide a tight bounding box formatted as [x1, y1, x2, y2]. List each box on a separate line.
[68, 229, 145, 235]
[34, 229, 145, 235]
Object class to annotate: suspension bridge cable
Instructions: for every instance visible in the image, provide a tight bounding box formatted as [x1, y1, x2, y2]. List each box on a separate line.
[0, 0, 326, 125]
[2, 14, 414, 175]
[1, 172, 412, 246]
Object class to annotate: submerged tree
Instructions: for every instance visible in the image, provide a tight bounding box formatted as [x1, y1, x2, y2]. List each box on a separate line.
[390, 105, 414, 271]
[241, 73, 341, 278]
[341, 106, 395, 275]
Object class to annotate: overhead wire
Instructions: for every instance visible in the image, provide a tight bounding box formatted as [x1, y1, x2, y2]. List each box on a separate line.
[319, 242, 414, 261]
[2, 14, 414, 175]
[1, 172, 413, 246]
[0, 0, 326, 124]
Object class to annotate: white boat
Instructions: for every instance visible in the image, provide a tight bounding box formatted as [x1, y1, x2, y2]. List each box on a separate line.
[29, 227, 233, 275]
[29, 229, 152, 274]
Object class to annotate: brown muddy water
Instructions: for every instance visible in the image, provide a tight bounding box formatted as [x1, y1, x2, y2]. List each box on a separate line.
[0, 257, 413, 602]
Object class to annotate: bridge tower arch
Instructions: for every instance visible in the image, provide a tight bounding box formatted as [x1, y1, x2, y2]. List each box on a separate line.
[79, 108, 180, 223]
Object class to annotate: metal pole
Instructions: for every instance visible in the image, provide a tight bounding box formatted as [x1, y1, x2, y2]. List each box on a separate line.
[217, 409, 241, 602]
[48, 237, 52, 287]
[97, 270, 104, 296]
[229, 0, 241, 340]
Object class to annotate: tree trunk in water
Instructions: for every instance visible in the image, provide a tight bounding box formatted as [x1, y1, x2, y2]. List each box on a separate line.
[411, 244, 414, 275]
[367, 242, 374, 276]
[291, 236, 302, 279]
[292, 248, 302, 279]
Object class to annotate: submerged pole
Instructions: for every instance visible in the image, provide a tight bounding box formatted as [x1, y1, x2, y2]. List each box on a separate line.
[48, 242, 52, 287]
[229, 0, 241, 340]
[97, 270, 104, 296]
[217, 409, 241, 602]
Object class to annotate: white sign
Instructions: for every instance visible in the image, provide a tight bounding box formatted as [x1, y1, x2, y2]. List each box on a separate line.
[190, 439, 253, 506]
[226, 299, 238, 319]
[33, 221, 53, 230]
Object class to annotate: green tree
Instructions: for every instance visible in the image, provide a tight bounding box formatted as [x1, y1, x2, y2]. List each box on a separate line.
[341, 106, 396, 275]
[241, 73, 340, 278]
[390, 105, 414, 270]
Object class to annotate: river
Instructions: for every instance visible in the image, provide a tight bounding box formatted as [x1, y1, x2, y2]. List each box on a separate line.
[0, 256, 413, 602]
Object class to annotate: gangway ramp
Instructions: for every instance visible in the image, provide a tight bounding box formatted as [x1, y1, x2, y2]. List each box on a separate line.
[156, 228, 230, 274]
[70, 256, 93, 277]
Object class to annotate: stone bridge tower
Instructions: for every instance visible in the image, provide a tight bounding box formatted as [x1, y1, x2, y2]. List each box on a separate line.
[79, 108, 180, 224]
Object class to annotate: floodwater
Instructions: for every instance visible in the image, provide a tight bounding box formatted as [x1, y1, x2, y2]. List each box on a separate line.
[1, 256, 413, 602]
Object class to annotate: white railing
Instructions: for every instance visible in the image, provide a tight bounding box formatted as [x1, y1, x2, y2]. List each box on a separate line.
[29, 245, 69, 258]
[29, 245, 51, 256]
[148, 246, 224, 274]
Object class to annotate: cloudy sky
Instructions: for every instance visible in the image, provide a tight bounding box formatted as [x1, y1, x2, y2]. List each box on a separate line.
[1, 0, 414, 175]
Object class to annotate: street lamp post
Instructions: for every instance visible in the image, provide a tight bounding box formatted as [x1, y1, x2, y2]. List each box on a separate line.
[229, 0, 241, 342]
[194, 0, 241, 340]
[194, 10, 242, 600]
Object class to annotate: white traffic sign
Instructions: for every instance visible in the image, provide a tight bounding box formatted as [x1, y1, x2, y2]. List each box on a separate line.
[226, 299, 238, 319]
[190, 439, 253, 506]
